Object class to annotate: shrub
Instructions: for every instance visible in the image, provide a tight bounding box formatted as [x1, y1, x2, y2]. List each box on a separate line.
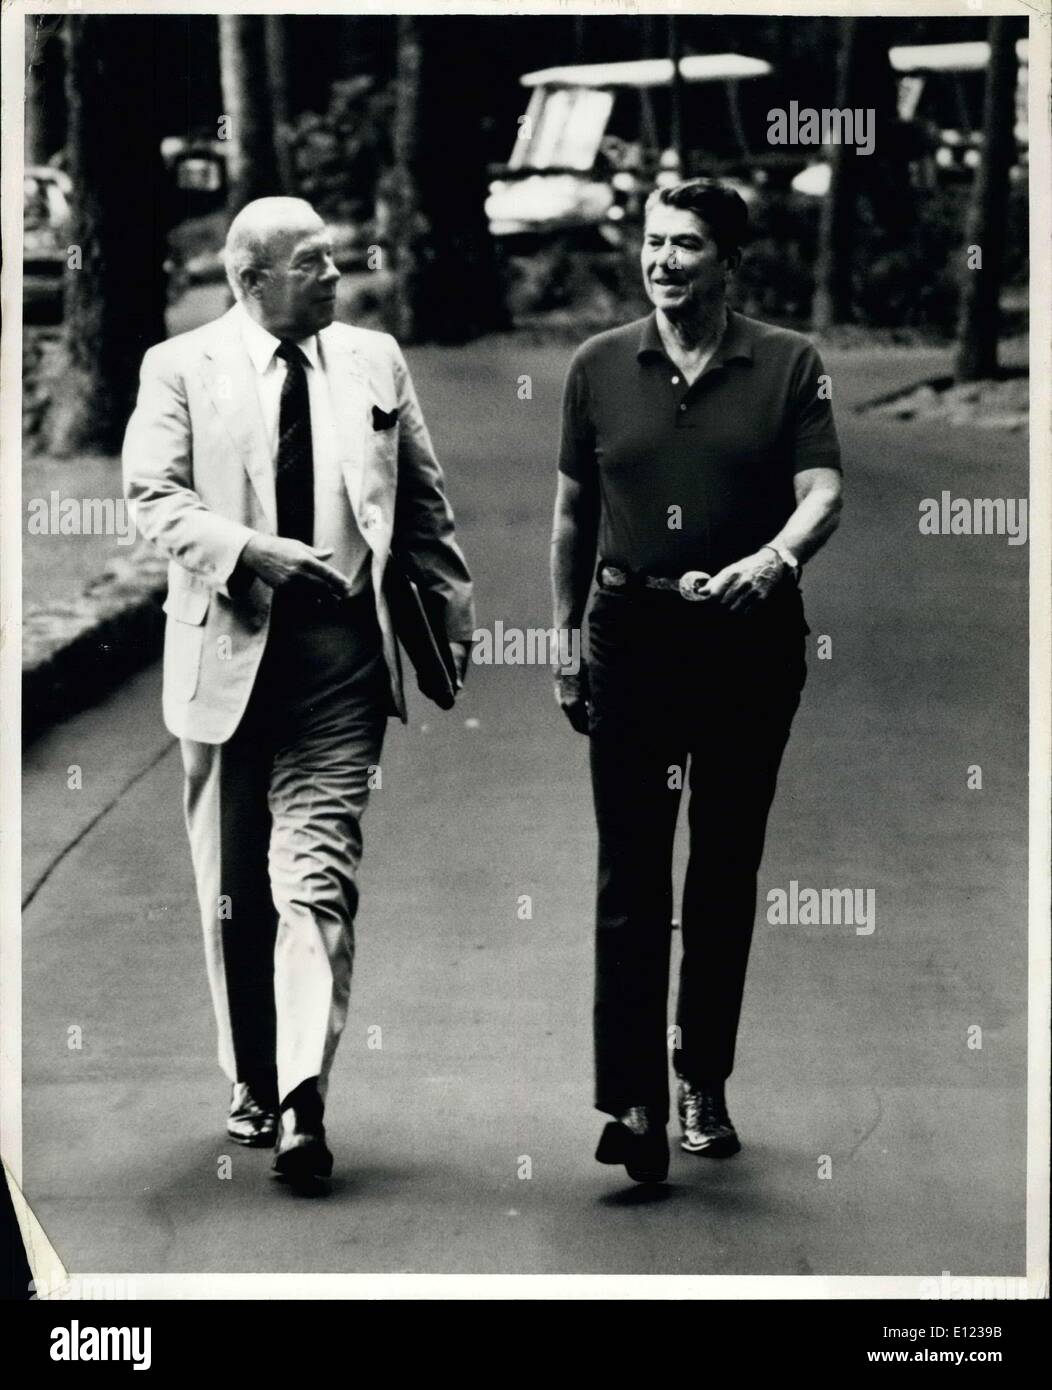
[287, 76, 393, 226]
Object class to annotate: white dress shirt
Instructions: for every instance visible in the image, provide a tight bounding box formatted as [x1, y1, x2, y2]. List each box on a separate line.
[237, 303, 371, 596]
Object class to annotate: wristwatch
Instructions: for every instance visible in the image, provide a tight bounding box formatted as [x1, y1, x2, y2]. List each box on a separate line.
[764, 542, 801, 582]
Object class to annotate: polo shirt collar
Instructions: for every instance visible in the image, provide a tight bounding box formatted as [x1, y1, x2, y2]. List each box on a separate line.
[636, 308, 754, 366]
[236, 301, 321, 373]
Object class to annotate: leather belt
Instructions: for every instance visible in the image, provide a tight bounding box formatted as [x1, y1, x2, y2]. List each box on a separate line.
[597, 562, 710, 602]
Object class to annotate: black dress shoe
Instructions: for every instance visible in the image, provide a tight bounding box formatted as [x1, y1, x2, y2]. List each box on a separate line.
[595, 1106, 670, 1184]
[677, 1078, 741, 1158]
[227, 1081, 278, 1148]
[272, 1079, 333, 1186]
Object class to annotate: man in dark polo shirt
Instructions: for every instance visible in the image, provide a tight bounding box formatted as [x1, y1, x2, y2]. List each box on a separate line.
[550, 179, 843, 1183]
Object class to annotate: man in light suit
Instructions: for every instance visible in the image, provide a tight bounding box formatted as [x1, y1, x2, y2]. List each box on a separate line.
[123, 197, 474, 1186]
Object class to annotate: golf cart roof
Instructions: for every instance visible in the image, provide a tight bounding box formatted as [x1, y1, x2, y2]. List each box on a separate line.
[889, 39, 1029, 74]
[520, 54, 772, 90]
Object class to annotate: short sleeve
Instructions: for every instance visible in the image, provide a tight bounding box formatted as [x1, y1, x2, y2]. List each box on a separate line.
[789, 344, 842, 474]
[557, 351, 598, 484]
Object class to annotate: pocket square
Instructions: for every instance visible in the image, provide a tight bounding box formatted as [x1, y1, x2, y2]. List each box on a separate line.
[372, 405, 399, 432]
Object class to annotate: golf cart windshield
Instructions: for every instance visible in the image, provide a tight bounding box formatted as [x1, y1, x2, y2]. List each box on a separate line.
[506, 54, 774, 175]
[510, 87, 615, 172]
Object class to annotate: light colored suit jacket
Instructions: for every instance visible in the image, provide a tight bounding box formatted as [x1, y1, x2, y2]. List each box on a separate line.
[122, 307, 475, 743]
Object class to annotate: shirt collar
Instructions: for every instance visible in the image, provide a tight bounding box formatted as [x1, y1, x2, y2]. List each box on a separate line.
[636, 309, 754, 367]
[236, 301, 321, 374]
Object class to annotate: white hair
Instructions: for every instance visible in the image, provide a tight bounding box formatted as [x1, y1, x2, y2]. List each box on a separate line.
[223, 197, 323, 300]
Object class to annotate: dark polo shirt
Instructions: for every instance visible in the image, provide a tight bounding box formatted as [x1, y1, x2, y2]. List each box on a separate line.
[558, 309, 841, 577]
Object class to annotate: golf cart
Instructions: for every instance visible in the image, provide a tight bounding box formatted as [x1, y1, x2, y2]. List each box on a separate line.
[791, 38, 1030, 198]
[485, 53, 775, 244]
[889, 39, 1029, 181]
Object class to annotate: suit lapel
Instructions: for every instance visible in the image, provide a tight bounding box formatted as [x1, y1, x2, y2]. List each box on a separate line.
[199, 310, 276, 529]
[319, 328, 371, 518]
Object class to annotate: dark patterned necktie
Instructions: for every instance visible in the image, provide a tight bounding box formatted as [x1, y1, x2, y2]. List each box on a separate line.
[274, 339, 313, 544]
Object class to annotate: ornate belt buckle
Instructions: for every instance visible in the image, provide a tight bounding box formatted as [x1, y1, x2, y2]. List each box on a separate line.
[678, 570, 709, 601]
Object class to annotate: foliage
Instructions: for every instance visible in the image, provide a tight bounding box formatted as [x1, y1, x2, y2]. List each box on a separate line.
[734, 191, 819, 326]
[286, 76, 393, 227]
[851, 187, 961, 330]
[506, 241, 648, 328]
[854, 181, 1026, 332]
[507, 177, 1028, 337]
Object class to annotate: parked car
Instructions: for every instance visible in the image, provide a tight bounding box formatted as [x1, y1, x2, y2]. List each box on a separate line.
[23, 166, 72, 323]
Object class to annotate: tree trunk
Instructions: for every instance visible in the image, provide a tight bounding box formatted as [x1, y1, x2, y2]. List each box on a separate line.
[218, 14, 280, 216]
[24, 13, 66, 164]
[386, 15, 508, 344]
[573, 16, 586, 62]
[954, 19, 1018, 383]
[667, 14, 685, 175]
[386, 16, 424, 343]
[853, 16, 916, 246]
[43, 16, 169, 457]
[811, 17, 860, 332]
[263, 14, 295, 193]
[24, 54, 48, 166]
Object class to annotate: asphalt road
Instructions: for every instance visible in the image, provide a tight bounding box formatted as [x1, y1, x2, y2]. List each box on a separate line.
[21, 337, 1028, 1278]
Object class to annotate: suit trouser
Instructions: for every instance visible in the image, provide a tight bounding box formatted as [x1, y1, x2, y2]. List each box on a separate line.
[179, 589, 389, 1106]
[587, 585, 807, 1124]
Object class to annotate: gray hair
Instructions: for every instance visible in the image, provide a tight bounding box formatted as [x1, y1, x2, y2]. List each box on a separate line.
[223, 197, 323, 299]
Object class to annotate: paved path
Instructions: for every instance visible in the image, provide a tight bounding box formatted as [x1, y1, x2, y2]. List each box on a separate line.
[20, 340, 1028, 1276]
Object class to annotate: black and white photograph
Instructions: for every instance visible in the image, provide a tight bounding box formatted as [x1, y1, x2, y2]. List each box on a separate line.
[2, 0, 1049, 1324]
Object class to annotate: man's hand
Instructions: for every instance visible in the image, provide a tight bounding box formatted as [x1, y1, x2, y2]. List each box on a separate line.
[240, 535, 356, 600]
[698, 548, 785, 614]
[554, 665, 590, 735]
[449, 640, 471, 691]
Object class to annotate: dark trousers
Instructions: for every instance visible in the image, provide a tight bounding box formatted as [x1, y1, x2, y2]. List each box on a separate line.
[587, 585, 807, 1122]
